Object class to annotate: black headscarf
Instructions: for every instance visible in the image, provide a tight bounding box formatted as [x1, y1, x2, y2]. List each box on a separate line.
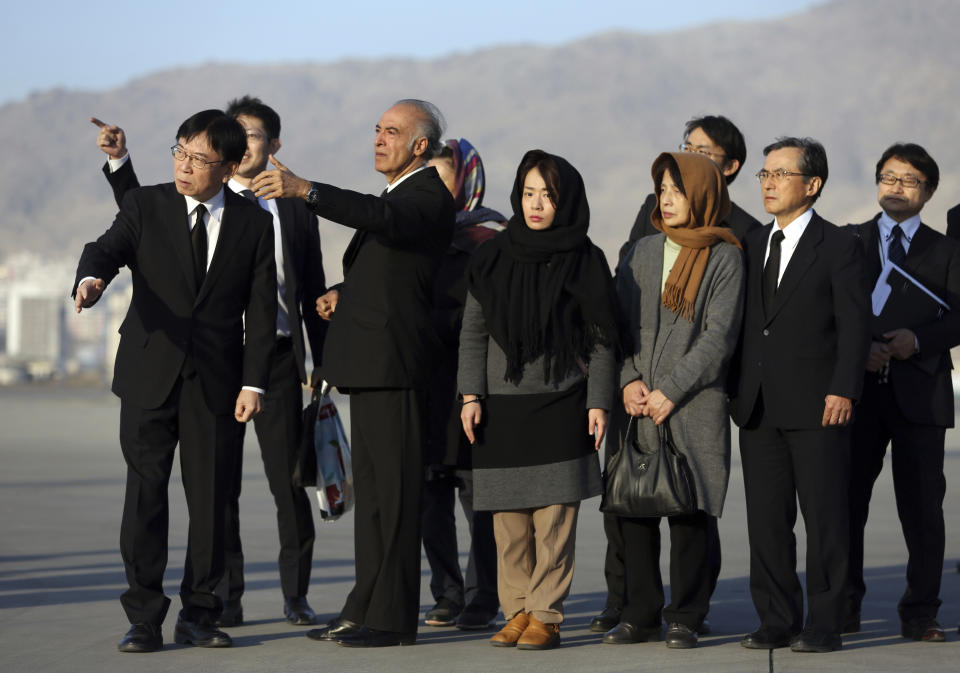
[468, 150, 620, 385]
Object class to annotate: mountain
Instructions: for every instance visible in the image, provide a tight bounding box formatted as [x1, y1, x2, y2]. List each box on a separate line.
[1, 0, 958, 283]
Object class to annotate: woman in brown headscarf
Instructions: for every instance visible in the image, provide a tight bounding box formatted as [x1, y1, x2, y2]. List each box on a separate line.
[604, 152, 745, 649]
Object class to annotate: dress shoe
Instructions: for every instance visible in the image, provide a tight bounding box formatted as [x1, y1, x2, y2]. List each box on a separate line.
[665, 623, 697, 649]
[516, 616, 560, 650]
[424, 597, 463, 626]
[589, 606, 622, 633]
[602, 621, 662, 644]
[790, 628, 841, 652]
[490, 612, 530, 647]
[336, 626, 416, 647]
[695, 618, 711, 635]
[117, 623, 162, 653]
[455, 605, 497, 630]
[283, 596, 318, 626]
[740, 627, 794, 649]
[306, 617, 362, 641]
[215, 600, 243, 627]
[901, 618, 946, 642]
[173, 618, 232, 648]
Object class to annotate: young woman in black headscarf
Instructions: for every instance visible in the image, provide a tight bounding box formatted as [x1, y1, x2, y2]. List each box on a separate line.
[457, 149, 619, 650]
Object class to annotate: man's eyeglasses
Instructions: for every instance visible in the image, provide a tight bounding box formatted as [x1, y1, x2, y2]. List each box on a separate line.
[755, 169, 810, 183]
[878, 173, 926, 189]
[171, 145, 225, 170]
[679, 143, 726, 161]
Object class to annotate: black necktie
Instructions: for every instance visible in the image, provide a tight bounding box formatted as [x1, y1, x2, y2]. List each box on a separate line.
[239, 189, 258, 203]
[763, 230, 785, 315]
[888, 224, 907, 266]
[191, 204, 207, 288]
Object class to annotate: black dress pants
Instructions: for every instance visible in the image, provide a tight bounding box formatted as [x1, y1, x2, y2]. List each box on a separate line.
[847, 377, 946, 623]
[118, 374, 237, 625]
[218, 340, 316, 604]
[620, 511, 711, 629]
[340, 388, 425, 634]
[421, 469, 498, 612]
[740, 423, 851, 636]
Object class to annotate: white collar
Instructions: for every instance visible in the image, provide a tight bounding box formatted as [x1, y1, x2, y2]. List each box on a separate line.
[386, 165, 427, 193]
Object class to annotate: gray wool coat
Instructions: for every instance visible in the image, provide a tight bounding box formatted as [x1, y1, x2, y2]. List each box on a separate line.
[617, 234, 745, 516]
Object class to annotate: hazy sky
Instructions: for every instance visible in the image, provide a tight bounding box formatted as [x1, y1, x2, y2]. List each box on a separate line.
[5, 0, 820, 107]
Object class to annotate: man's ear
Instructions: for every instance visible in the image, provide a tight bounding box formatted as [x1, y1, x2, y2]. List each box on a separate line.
[805, 176, 823, 198]
[722, 158, 740, 179]
[411, 136, 429, 158]
[269, 137, 282, 156]
[223, 161, 240, 183]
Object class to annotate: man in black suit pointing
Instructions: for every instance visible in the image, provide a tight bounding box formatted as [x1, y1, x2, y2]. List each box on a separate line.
[74, 110, 277, 652]
[252, 99, 455, 647]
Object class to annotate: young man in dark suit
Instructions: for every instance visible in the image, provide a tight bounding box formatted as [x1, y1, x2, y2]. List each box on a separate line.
[733, 137, 869, 653]
[844, 143, 959, 642]
[93, 95, 327, 628]
[252, 99, 455, 647]
[594, 114, 760, 636]
[74, 110, 278, 652]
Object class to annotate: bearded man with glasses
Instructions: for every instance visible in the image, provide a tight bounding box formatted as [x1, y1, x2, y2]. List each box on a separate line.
[732, 136, 869, 654]
[843, 143, 958, 643]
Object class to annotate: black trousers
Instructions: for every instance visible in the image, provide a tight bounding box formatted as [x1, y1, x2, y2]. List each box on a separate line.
[219, 340, 316, 604]
[740, 422, 851, 635]
[340, 388, 425, 634]
[118, 373, 237, 625]
[421, 469, 498, 611]
[619, 511, 711, 629]
[847, 377, 946, 623]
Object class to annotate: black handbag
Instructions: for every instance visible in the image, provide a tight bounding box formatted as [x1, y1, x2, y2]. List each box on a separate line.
[600, 416, 696, 517]
[292, 389, 320, 488]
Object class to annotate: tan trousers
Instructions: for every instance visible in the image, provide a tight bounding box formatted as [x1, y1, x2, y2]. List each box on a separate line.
[492, 502, 580, 625]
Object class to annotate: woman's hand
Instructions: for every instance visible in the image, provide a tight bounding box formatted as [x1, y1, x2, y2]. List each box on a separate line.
[622, 380, 651, 417]
[460, 395, 482, 444]
[641, 389, 675, 426]
[587, 408, 608, 451]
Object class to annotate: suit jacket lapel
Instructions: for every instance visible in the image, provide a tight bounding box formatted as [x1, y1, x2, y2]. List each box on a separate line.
[766, 214, 822, 324]
[169, 193, 198, 296]
[276, 198, 299, 310]
[196, 198, 242, 306]
[752, 223, 773, 321]
[860, 214, 883, 284]
[903, 223, 938, 274]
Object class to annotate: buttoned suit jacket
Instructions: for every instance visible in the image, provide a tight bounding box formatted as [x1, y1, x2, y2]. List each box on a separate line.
[75, 179, 277, 414]
[104, 159, 327, 385]
[309, 167, 455, 390]
[850, 213, 960, 427]
[734, 212, 870, 429]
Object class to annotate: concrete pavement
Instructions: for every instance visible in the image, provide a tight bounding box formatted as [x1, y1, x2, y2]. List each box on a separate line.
[1, 384, 958, 672]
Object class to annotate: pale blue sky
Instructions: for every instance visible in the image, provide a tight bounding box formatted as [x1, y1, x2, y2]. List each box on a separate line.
[5, 0, 820, 107]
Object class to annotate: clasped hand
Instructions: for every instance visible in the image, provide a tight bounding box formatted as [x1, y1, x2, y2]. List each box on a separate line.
[622, 379, 675, 425]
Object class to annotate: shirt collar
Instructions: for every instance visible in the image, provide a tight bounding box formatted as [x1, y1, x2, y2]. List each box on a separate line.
[184, 186, 226, 221]
[771, 207, 814, 244]
[878, 210, 921, 243]
[227, 177, 250, 196]
[386, 165, 427, 193]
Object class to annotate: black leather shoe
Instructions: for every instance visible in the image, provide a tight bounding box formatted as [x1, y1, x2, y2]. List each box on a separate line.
[602, 621, 662, 644]
[740, 628, 794, 649]
[695, 618, 711, 635]
[424, 598, 463, 626]
[173, 618, 232, 648]
[215, 601, 243, 628]
[306, 617, 362, 641]
[283, 596, 318, 626]
[117, 623, 162, 653]
[336, 626, 416, 647]
[790, 628, 841, 652]
[665, 623, 697, 649]
[589, 607, 622, 633]
[455, 605, 497, 630]
[901, 618, 946, 642]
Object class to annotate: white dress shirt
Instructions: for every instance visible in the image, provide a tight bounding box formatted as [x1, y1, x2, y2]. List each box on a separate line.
[763, 208, 814, 286]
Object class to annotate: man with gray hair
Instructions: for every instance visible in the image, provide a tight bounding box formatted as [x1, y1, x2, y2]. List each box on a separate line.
[253, 99, 455, 647]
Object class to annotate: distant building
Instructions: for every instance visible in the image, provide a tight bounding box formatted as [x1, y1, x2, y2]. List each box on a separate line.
[6, 283, 65, 371]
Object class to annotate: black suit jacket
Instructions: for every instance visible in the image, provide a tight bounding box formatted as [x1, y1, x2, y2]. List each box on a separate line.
[309, 167, 455, 389]
[74, 182, 277, 413]
[850, 213, 960, 427]
[617, 192, 761, 264]
[735, 212, 870, 429]
[103, 159, 327, 385]
[947, 203, 960, 241]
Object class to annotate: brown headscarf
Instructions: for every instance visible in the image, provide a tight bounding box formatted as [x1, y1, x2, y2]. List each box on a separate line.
[650, 152, 741, 320]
